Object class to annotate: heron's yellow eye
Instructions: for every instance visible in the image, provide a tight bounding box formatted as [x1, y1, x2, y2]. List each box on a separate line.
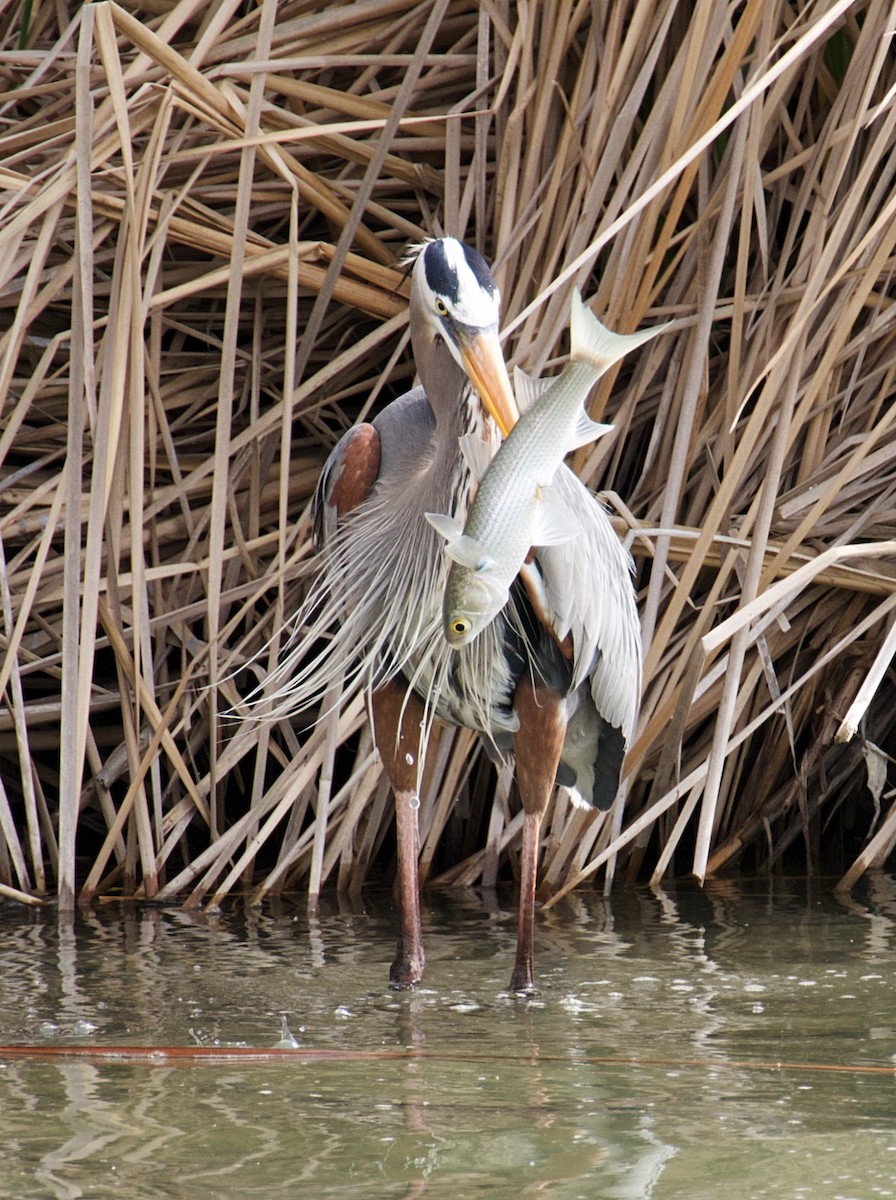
[435, 298, 448, 316]
[450, 618, 470, 636]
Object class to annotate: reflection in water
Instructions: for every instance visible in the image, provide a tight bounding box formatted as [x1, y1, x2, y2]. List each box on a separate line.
[1, 879, 896, 1197]
[33, 1061, 188, 1200]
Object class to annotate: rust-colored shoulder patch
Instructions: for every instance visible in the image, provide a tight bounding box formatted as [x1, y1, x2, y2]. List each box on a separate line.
[329, 424, 381, 516]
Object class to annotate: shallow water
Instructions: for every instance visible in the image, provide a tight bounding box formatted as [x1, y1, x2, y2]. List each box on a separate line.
[2, 877, 896, 1199]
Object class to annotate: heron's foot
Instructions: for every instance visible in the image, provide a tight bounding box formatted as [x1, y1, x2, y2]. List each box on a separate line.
[389, 939, 425, 989]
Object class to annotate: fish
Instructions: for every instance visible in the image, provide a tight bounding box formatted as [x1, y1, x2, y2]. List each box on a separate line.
[426, 289, 665, 648]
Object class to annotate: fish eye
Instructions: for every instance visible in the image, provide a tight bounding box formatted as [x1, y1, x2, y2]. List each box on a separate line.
[450, 618, 470, 636]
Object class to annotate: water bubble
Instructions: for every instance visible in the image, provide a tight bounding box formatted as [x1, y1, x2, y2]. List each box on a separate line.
[405, 752, 414, 766]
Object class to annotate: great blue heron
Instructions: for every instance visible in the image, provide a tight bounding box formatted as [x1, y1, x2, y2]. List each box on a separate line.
[272, 237, 641, 993]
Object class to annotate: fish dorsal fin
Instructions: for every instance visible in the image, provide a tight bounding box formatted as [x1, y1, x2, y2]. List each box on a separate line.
[531, 485, 578, 546]
[512, 366, 550, 413]
[567, 412, 614, 452]
[458, 432, 492, 481]
[570, 288, 669, 373]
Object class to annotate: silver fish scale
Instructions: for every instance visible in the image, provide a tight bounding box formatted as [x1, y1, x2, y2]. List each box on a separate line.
[446, 358, 601, 616]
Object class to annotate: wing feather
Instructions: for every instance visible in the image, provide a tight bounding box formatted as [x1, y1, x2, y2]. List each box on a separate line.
[534, 466, 641, 744]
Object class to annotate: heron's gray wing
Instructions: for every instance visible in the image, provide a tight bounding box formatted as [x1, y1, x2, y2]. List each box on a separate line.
[533, 464, 642, 745]
[312, 422, 381, 548]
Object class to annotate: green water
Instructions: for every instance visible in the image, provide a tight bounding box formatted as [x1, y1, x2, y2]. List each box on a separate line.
[1, 878, 895, 1199]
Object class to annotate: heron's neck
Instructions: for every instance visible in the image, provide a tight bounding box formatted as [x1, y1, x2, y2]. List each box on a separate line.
[434, 393, 501, 519]
[413, 334, 501, 512]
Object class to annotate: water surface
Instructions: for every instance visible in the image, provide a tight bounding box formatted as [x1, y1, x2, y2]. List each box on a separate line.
[2, 878, 895, 1199]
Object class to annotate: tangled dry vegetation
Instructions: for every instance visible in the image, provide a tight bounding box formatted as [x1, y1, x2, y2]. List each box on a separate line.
[1, 0, 895, 910]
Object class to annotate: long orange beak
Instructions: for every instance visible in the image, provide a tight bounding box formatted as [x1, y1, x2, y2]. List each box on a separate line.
[459, 329, 519, 437]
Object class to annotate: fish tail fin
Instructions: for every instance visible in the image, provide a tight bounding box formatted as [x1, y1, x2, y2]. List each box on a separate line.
[570, 288, 668, 372]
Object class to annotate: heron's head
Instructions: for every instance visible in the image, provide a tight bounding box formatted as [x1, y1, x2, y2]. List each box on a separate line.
[409, 238, 518, 436]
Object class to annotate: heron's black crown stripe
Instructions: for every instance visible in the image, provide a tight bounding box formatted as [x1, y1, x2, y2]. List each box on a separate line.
[423, 242, 460, 303]
[424, 240, 495, 304]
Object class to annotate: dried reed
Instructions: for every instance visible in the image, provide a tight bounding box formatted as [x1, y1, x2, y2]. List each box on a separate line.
[1, 0, 895, 908]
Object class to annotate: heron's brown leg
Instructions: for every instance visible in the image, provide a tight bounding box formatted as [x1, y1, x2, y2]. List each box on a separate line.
[510, 678, 567, 994]
[372, 682, 427, 989]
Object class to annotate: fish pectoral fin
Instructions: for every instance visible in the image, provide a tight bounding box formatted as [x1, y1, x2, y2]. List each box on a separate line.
[532, 487, 578, 546]
[424, 512, 464, 543]
[567, 412, 614, 451]
[425, 512, 494, 569]
[512, 366, 550, 413]
[444, 534, 494, 571]
[458, 432, 493, 481]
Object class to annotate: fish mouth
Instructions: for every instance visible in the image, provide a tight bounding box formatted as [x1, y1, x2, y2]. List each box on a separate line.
[458, 328, 519, 437]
